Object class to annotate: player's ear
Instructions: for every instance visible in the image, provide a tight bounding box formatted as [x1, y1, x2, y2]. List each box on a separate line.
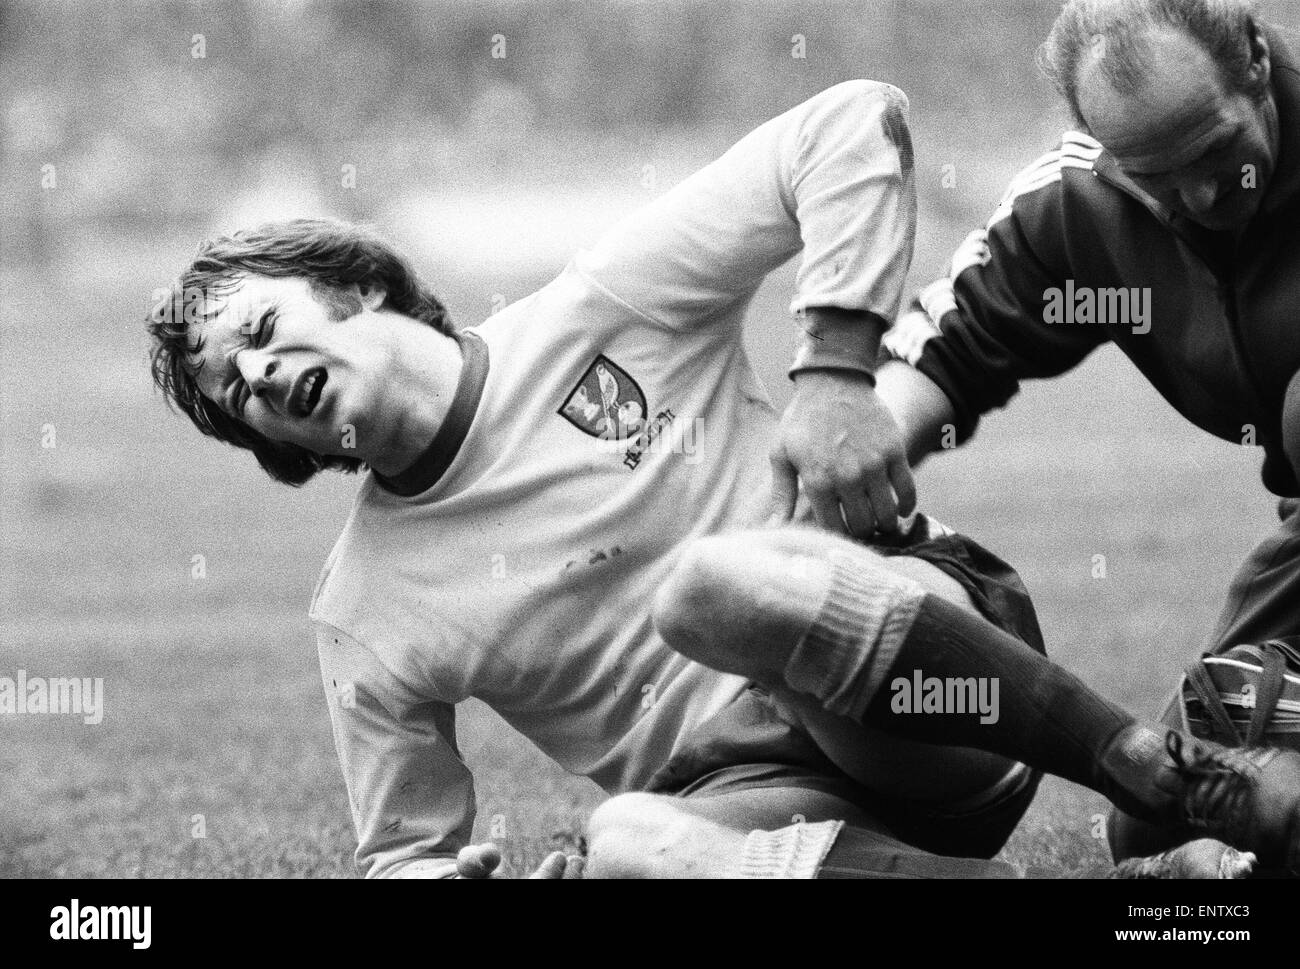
[355, 282, 386, 312]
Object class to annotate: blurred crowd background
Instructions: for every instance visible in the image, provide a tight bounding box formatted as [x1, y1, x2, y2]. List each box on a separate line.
[3, 0, 1299, 877]
[5, 0, 1067, 269]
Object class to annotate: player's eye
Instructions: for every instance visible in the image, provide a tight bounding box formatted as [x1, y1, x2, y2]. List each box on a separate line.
[247, 310, 276, 348]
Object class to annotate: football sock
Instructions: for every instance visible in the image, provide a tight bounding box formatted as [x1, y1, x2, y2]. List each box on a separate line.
[738, 816, 1019, 879]
[790, 551, 1177, 817]
[739, 820, 843, 878]
[863, 592, 1134, 791]
[737, 817, 1021, 879]
[815, 824, 1020, 879]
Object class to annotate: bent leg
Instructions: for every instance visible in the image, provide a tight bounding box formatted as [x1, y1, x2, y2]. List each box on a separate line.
[653, 527, 1193, 826]
[654, 527, 1016, 804]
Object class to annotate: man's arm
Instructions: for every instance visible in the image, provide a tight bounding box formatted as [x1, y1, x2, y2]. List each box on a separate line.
[579, 80, 919, 535]
[882, 134, 1112, 449]
[874, 358, 958, 467]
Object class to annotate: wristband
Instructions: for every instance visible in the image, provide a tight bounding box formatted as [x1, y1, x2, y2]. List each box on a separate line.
[789, 361, 877, 387]
[788, 306, 886, 383]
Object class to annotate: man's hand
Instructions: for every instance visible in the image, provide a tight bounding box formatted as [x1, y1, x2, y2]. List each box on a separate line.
[769, 370, 917, 536]
[454, 843, 585, 879]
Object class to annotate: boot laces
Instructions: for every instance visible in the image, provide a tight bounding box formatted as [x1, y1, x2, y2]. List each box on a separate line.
[1166, 732, 1254, 830]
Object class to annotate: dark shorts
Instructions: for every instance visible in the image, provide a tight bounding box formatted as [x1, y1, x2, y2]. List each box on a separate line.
[644, 517, 1046, 860]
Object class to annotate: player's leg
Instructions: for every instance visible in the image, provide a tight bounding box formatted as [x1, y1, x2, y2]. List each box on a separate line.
[583, 789, 1256, 879]
[759, 548, 1024, 812]
[654, 527, 1137, 805]
[654, 526, 1300, 869]
[583, 788, 1018, 879]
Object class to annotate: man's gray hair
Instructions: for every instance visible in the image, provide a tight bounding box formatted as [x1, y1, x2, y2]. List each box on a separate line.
[1038, 0, 1266, 127]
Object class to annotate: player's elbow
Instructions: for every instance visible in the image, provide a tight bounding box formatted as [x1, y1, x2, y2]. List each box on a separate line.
[833, 78, 907, 106]
[825, 79, 911, 129]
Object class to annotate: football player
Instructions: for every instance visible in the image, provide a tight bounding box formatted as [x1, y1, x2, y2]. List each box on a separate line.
[148, 80, 1300, 878]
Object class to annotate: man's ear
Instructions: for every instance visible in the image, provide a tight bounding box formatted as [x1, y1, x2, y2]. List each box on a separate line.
[1246, 19, 1272, 92]
[355, 282, 386, 312]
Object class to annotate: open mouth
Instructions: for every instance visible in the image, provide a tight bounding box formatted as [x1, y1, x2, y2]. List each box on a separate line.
[291, 367, 328, 418]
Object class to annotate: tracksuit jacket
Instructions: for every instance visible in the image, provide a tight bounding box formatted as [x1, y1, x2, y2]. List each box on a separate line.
[885, 25, 1300, 498]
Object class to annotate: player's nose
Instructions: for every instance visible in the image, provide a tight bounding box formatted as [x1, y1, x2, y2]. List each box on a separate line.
[237, 348, 280, 398]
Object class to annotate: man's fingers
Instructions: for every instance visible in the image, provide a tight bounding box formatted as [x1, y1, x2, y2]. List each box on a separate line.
[529, 851, 568, 879]
[864, 470, 900, 534]
[839, 490, 876, 538]
[767, 455, 799, 526]
[562, 855, 586, 880]
[456, 843, 503, 879]
[807, 487, 847, 535]
[889, 458, 918, 519]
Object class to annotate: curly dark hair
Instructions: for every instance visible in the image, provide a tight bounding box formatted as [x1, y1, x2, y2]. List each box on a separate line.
[147, 218, 454, 486]
[1038, 0, 1267, 129]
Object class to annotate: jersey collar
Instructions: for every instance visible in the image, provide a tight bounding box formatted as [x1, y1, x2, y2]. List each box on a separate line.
[373, 328, 489, 498]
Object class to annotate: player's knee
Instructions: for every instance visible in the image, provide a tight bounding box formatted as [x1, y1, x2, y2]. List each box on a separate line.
[653, 536, 737, 651]
[655, 533, 841, 670]
[584, 793, 680, 879]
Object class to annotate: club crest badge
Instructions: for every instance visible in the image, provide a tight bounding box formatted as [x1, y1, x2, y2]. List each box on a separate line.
[559, 355, 648, 441]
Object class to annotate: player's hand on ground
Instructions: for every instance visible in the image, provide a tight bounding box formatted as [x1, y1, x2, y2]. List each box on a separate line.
[455, 843, 584, 879]
[770, 370, 917, 537]
[530, 851, 585, 879]
[455, 843, 505, 878]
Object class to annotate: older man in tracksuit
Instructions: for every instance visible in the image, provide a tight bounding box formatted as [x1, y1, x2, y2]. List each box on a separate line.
[866, 0, 1300, 860]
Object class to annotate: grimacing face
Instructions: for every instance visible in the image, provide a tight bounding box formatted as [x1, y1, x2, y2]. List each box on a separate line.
[1078, 29, 1279, 232]
[190, 274, 387, 457]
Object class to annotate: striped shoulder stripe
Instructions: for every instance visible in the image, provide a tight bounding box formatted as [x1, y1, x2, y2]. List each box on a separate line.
[1009, 135, 1102, 187]
[1061, 130, 1103, 152]
[987, 132, 1103, 228]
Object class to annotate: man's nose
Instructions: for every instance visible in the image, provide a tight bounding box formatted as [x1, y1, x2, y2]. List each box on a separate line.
[237, 348, 279, 395]
[1177, 177, 1224, 216]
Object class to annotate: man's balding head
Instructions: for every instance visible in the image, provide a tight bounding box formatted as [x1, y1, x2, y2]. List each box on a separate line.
[1039, 0, 1268, 126]
[1039, 0, 1279, 231]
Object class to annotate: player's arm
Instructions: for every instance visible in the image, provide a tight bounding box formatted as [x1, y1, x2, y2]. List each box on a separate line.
[579, 81, 918, 536]
[317, 625, 576, 879]
[577, 79, 912, 334]
[767, 81, 918, 537]
[316, 622, 474, 878]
